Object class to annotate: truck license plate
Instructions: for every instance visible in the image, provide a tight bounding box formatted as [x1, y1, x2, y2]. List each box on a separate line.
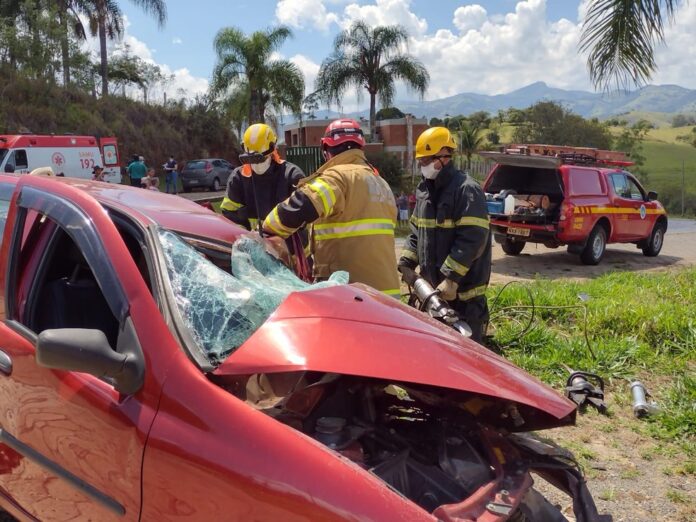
[507, 226, 531, 237]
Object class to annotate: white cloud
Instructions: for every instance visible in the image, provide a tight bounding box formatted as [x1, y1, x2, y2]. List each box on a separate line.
[172, 37, 183, 45]
[290, 54, 321, 93]
[81, 15, 208, 101]
[342, 0, 427, 35]
[651, 2, 696, 87]
[453, 4, 488, 33]
[275, 0, 339, 31]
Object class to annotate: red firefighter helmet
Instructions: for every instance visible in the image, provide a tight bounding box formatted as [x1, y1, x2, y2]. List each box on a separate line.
[320, 118, 365, 149]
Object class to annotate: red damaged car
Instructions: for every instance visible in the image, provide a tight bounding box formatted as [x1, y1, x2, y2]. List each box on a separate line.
[0, 175, 609, 521]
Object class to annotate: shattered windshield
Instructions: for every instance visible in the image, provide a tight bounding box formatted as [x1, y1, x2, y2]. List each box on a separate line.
[157, 229, 347, 365]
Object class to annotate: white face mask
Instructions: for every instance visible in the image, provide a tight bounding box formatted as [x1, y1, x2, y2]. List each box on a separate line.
[251, 156, 272, 175]
[421, 162, 439, 179]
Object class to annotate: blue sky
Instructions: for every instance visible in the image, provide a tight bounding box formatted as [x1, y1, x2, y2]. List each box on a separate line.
[109, 0, 696, 105]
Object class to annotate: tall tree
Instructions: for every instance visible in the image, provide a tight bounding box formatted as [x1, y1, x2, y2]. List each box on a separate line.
[211, 26, 305, 124]
[453, 121, 484, 170]
[580, 0, 678, 90]
[90, 0, 166, 97]
[315, 21, 429, 140]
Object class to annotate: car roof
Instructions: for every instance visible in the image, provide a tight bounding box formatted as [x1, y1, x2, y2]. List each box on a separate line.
[0, 175, 243, 244]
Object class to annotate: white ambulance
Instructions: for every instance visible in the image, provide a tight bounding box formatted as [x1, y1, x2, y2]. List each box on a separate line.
[0, 134, 122, 183]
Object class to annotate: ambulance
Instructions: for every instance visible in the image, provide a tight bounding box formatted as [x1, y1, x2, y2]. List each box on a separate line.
[0, 134, 122, 183]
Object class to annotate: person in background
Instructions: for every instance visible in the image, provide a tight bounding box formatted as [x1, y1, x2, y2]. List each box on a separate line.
[396, 192, 409, 226]
[127, 155, 146, 187]
[398, 127, 492, 343]
[407, 191, 416, 216]
[92, 165, 106, 182]
[141, 167, 159, 191]
[163, 155, 178, 194]
[262, 118, 400, 297]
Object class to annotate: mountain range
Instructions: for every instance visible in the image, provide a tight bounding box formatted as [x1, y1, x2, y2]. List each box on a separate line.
[297, 82, 696, 122]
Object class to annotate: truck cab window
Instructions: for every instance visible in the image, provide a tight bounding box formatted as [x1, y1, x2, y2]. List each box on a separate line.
[9, 150, 28, 170]
[609, 174, 630, 199]
[626, 177, 645, 201]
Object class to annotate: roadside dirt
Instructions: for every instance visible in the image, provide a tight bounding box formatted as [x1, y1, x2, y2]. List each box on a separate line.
[490, 219, 696, 284]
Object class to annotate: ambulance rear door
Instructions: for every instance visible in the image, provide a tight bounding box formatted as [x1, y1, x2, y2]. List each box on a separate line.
[100, 137, 121, 183]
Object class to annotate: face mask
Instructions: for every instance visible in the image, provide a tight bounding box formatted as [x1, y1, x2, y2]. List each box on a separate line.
[421, 162, 439, 179]
[251, 156, 272, 175]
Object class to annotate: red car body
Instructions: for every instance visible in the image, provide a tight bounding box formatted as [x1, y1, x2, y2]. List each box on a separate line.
[481, 148, 668, 264]
[0, 175, 604, 521]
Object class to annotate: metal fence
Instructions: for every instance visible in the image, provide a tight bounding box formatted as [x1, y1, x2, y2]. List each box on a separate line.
[286, 146, 323, 175]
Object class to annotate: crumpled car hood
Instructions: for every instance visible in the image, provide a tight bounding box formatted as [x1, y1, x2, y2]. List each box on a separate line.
[214, 284, 575, 422]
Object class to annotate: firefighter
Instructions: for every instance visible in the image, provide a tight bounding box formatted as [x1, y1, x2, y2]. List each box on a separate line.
[221, 124, 306, 232]
[398, 127, 492, 343]
[262, 118, 400, 297]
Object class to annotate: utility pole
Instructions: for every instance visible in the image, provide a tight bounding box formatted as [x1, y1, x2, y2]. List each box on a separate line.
[682, 160, 686, 216]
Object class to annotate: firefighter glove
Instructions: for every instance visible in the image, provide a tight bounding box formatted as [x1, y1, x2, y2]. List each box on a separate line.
[436, 278, 458, 301]
[398, 265, 418, 286]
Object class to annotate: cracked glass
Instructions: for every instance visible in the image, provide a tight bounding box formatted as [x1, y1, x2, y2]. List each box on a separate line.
[158, 229, 348, 364]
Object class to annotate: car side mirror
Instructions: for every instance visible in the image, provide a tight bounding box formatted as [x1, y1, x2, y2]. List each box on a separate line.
[647, 191, 658, 201]
[36, 328, 142, 395]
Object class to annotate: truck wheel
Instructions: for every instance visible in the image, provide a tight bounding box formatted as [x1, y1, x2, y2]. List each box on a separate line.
[211, 177, 221, 191]
[501, 238, 525, 256]
[580, 225, 606, 265]
[642, 222, 665, 257]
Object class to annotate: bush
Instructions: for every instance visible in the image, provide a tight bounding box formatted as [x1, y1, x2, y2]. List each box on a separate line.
[366, 151, 404, 191]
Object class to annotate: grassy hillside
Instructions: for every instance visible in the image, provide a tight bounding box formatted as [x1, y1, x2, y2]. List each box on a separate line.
[0, 75, 239, 171]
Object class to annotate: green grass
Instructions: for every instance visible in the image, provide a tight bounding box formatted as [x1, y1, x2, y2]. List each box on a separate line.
[488, 268, 696, 455]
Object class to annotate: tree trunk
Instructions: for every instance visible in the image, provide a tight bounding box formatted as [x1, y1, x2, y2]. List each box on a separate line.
[369, 91, 376, 143]
[249, 88, 263, 124]
[58, 6, 70, 86]
[99, 18, 108, 97]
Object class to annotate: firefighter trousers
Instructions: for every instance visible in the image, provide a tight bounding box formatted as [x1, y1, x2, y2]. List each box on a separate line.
[451, 296, 489, 345]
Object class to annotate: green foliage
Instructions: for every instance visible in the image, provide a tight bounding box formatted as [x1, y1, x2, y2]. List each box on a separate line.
[672, 114, 696, 128]
[614, 120, 651, 183]
[0, 75, 239, 171]
[580, 0, 678, 89]
[366, 151, 404, 191]
[489, 268, 696, 454]
[316, 21, 429, 139]
[510, 101, 614, 149]
[211, 25, 304, 126]
[376, 107, 405, 120]
[429, 117, 444, 127]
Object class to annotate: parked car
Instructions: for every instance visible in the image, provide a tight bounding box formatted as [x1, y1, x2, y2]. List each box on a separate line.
[0, 174, 607, 522]
[180, 158, 234, 192]
[481, 145, 668, 265]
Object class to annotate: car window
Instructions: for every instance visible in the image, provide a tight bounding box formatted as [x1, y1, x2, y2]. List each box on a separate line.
[157, 229, 347, 366]
[12, 215, 120, 347]
[568, 168, 603, 196]
[610, 174, 631, 199]
[186, 160, 206, 169]
[102, 144, 118, 166]
[0, 148, 7, 166]
[212, 160, 222, 167]
[626, 176, 645, 201]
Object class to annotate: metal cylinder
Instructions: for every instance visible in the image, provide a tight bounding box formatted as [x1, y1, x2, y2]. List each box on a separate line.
[630, 381, 649, 418]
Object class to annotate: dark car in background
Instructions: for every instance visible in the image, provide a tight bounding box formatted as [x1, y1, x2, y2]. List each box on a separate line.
[181, 158, 234, 192]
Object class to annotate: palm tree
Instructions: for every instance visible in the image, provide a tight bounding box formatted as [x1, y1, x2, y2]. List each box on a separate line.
[580, 0, 678, 90]
[89, 0, 166, 97]
[315, 21, 429, 140]
[453, 121, 484, 171]
[211, 26, 305, 124]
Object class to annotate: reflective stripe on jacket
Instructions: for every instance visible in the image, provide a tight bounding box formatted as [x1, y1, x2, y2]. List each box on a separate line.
[263, 149, 400, 296]
[399, 162, 491, 301]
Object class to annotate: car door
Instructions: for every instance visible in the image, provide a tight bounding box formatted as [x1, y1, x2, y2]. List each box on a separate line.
[0, 177, 164, 520]
[624, 174, 655, 238]
[608, 173, 641, 240]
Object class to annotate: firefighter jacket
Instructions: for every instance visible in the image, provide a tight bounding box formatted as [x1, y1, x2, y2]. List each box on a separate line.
[263, 149, 401, 296]
[221, 160, 305, 231]
[399, 162, 492, 302]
